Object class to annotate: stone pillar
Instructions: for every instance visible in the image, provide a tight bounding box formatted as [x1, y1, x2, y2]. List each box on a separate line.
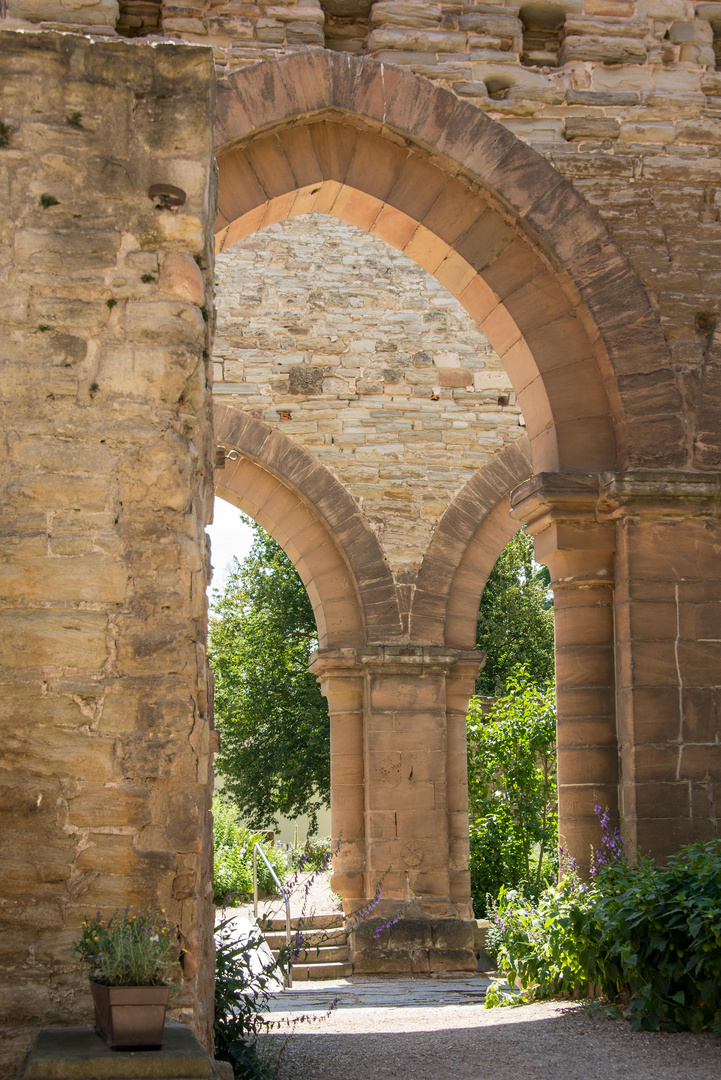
[0, 32, 216, 1075]
[600, 472, 721, 858]
[310, 645, 484, 973]
[308, 650, 366, 912]
[510, 475, 618, 872]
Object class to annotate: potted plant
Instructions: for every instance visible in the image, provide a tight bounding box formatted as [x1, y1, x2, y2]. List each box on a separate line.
[72, 908, 181, 1049]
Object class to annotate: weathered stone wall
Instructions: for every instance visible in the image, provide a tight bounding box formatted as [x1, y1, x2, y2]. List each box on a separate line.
[214, 216, 522, 572]
[0, 31, 216, 1074]
[3, 3, 720, 449]
[1, 0, 721, 1043]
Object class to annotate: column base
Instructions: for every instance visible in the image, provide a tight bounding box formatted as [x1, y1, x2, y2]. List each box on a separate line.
[349, 917, 477, 974]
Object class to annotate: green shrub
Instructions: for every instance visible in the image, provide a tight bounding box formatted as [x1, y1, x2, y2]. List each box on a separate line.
[213, 797, 288, 904]
[214, 914, 282, 1079]
[289, 835, 332, 873]
[488, 839, 721, 1033]
[467, 671, 557, 916]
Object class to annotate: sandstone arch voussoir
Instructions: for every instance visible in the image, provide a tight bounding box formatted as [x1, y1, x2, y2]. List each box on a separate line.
[213, 404, 401, 647]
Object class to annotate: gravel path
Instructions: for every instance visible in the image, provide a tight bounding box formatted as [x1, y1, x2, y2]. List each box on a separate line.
[218, 877, 721, 1080]
[258, 977, 721, 1080]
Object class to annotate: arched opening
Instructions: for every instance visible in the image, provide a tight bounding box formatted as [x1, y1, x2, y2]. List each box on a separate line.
[207, 500, 332, 854]
[210, 51, 680, 965]
[215, 51, 682, 474]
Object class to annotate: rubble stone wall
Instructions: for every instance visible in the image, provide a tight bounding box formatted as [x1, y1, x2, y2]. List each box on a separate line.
[214, 216, 523, 573]
[0, 30, 216, 1074]
[3, 1, 719, 389]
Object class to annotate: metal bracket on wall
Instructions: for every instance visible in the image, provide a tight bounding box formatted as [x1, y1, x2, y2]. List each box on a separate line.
[214, 445, 240, 469]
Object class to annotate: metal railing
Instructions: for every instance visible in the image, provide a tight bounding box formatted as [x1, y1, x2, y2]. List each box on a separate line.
[253, 842, 293, 988]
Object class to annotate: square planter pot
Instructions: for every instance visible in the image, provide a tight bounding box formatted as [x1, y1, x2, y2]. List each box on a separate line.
[90, 982, 170, 1049]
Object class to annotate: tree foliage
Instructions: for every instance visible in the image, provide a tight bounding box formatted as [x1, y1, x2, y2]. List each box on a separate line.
[208, 522, 329, 832]
[467, 671, 558, 916]
[475, 530, 554, 695]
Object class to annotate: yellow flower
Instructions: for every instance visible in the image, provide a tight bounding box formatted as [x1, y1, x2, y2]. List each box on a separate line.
[94, 936, 98, 941]
[161, 909, 165, 914]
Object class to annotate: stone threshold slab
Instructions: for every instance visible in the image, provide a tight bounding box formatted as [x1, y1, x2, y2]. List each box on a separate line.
[18, 1024, 219, 1080]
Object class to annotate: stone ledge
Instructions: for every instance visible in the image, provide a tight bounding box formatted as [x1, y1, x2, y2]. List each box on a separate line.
[19, 1024, 218, 1080]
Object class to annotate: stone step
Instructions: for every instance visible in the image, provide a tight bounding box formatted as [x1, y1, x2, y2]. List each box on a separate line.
[291, 961, 353, 981]
[261, 914, 343, 932]
[272, 945, 350, 965]
[265, 929, 347, 949]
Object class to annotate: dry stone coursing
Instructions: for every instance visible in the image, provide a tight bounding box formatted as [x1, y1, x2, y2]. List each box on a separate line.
[214, 215, 523, 572]
[2, 2, 720, 374]
[0, 30, 216, 1075]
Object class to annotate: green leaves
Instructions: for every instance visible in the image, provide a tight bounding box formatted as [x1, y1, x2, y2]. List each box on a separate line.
[214, 914, 283, 1078]
[212, 797, 289, 904]
[475, 531, 554, 696]
[467, 672, 558, 915]
[209, 521, 330, 830]
[487, 839, 721, 1033]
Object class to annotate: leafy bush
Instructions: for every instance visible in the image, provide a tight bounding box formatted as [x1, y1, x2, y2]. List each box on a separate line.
[72, 909, 180, 987]
[467, 672, 557, 916]
[289, 835, 332, 873]
[213, 797, 288, 904]
[214, 914, 284, 1079]
[488, 838, 721, 1033]
[215, 857, 351, 1079]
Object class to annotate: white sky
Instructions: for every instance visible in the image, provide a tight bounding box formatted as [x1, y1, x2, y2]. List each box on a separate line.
[206, 496, 255, 593]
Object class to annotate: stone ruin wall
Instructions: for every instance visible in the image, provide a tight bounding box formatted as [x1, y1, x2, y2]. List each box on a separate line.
[2, 0, 720, 427]
[0, 31, 217, 1070]
[1, 0, 721, 1072]
[214, 216, 523, 573]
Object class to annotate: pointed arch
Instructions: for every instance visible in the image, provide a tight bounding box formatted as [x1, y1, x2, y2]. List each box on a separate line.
[213, 404, 401, 648]
[214, 51, 681, 475]
[410, 438, 533, 648]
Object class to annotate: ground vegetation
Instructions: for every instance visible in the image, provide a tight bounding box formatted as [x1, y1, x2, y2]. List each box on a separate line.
[213, 796, 289, 904]
[486, 814, 721, 1034]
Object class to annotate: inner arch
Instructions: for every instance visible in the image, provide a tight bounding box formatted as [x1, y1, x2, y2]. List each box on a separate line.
[214, 403, 401, 646]
[216, 121, 615, 473]
[215, 51, 680, 473]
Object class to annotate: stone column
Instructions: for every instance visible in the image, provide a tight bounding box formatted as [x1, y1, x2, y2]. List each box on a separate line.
[510, 475, 618, 872]
[311, 645, 484, 973]
[600, 471, 721, 859]
[308, 649, 366, 912]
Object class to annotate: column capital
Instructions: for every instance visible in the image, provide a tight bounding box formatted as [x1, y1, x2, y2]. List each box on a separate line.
[599, 469, 721, 519]
[309, 645, 486, 679]
[510, 471, 601, 528]
[510, 468, 721, 586]
[509, 472, 614, 587]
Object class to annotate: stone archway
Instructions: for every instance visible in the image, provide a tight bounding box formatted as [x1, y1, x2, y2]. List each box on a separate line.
[211, 51, 721, 968]
[215, 51, 681, 476]
[4, 25, 721, 1076]
[214, 403, 400, 648]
